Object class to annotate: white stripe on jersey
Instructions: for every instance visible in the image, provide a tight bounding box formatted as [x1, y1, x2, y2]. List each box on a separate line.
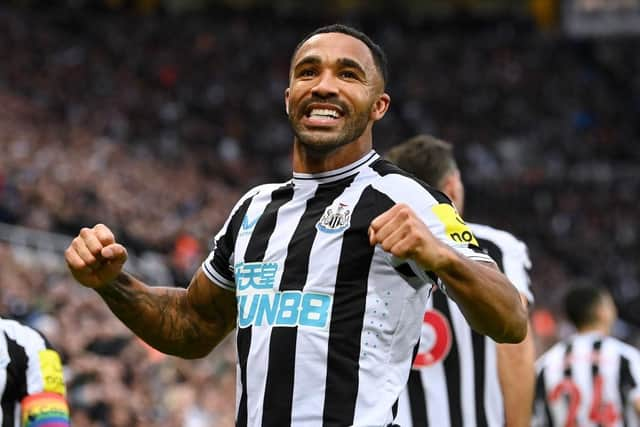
[396, 223, 532, 427]
[535, 332, 640, 427]
[201, 151, 492, 426]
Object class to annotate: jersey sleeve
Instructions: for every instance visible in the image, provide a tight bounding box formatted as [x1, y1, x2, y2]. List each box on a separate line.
[501, 237, 534, 303]
[201, 185, 265, 291]
[372, 175, 494, 286]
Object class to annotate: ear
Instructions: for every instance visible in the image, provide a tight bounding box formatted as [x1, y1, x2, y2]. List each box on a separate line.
[370, 92, 391, 122]
[284, 88, 290, 116]
[440, 170, 464, 211]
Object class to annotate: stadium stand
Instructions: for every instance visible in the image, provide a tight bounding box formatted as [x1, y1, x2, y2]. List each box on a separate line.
[1, 2, 639, 425]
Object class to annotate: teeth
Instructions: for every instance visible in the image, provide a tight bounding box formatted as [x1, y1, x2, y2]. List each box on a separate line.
[309, 108, 340, 119]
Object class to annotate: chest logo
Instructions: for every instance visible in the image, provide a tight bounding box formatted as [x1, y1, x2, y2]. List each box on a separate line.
[316, 203, 351, 234]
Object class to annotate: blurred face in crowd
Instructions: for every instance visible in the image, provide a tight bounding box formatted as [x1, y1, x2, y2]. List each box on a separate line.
[597, 293, 618, 334]
[286, 32, 390, 152]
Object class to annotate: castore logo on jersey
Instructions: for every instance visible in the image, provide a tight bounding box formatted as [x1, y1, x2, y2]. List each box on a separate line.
[240, 213, 260, 235]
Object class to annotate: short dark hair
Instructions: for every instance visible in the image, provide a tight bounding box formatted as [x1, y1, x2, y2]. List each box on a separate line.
[291, 24, 388, 87]
[385, 134, 459, 188]
[564, 286, 608, 329]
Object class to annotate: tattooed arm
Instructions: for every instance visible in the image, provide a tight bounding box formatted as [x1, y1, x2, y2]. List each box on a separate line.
[65, 224, 236, 358]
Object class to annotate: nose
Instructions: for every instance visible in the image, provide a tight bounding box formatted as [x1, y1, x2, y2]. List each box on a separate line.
[311, 70, 339, 99]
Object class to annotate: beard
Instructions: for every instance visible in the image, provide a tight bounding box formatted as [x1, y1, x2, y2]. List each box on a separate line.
[288, 98, 372, 152]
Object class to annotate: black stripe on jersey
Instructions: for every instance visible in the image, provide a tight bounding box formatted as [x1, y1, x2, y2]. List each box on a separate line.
[535, 368, 553, 426]
[563, 342, 573, 378]
[395, 262, 417, 278]
[433, 291, 464, 427]
[619, 355, 636, 427]
[408, 370, 429, 427]
[3, 333, 28, 427]
[262, 176, 356, 427]
[471, 332, 488, 427]
[476, 237, 504, 272]
[561, 342, 574, 418]
[208, 196, 253, 283]
[370, 159, 451, 205]
[322, 186, 395, 426]
[236, 183, 294, 427]
[591, 339, 602, 377]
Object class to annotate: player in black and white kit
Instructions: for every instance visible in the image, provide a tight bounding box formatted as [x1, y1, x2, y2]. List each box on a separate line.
[386, 135, 535, 427]
[533, 286, 640, 427]
[1, 317, 70, 427]
[64, 25, 527, 426]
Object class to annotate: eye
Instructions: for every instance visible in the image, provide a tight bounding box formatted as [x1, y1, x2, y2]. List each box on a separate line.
[298, 68, 317, 78]
[340, 70, 358, 79]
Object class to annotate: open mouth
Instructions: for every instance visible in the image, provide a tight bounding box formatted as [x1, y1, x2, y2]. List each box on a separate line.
[306, 108, 342, 120]
[301, 104, 345, 127]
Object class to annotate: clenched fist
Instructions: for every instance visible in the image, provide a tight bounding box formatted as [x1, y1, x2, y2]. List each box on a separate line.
[64, 224, 128, 289]
[368, 203, 453, 272]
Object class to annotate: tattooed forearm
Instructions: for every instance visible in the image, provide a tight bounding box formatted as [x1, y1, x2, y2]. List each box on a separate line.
[96, 272, 221, 358]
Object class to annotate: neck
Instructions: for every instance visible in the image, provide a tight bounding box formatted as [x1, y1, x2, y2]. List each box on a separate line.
[577, 324, 609, 335]
[292, 133, 373, 174]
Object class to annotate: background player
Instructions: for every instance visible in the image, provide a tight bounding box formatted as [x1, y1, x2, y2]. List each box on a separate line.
[64, 25, 526, 426]
[386, 134, 535, 427]
[0, 316, 70, 427]
[533, 285, 640, 427]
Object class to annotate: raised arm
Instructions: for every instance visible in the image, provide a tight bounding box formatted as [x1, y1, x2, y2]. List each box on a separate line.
[368, 204, 527, 343]
[64, 224, 236, 358]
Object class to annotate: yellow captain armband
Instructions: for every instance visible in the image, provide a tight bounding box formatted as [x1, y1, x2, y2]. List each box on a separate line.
[38, 349, 66, 396]
[431, 203, 479, 246]
[21, 392, 70, 427]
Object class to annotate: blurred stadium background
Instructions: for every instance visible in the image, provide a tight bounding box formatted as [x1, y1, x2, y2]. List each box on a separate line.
[1, 0, 639, 425]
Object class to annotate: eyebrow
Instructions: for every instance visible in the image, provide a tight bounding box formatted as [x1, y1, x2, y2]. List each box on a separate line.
[336, 58, 367, 76]
[293, 55, 368, 77]
[293, 55, 322, 71]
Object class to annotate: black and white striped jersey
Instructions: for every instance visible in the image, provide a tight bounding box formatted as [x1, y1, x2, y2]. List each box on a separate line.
[395, 223, 533, 427]
[201, 151, 493, 427]
[0, 318, 68, 427]
[533, 332, 640, 427]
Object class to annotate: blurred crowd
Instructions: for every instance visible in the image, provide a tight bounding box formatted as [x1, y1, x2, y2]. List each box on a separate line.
[1, 4, 639, 426]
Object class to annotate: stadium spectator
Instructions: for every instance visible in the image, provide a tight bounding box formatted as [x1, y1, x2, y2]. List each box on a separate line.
[64, 24, 526, 426]
[533, 285, 640, 426]
[1, 242, 237, 426]
[0, 316, 70, 427]
[387, 135, 535, 427]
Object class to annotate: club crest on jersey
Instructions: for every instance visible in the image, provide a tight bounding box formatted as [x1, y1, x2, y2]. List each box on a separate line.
[316, 203, 351, 234]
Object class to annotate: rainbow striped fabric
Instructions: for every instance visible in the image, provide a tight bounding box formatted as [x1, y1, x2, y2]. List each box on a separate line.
[21, 392, 70, 427]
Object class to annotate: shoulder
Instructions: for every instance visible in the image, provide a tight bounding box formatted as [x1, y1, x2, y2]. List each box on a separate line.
[0, 318, 46, 346]
[0, 318, 49, 360]
[368, 158, 451, 206]
[468, 223, 529, 254]
[240, 181, 291, 202]
[226, 181, 292, 217]
[536, 340, 567, 367]
[606, 336, 640, 361]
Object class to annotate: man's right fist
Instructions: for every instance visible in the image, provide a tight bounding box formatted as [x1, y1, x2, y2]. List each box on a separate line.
[64, 224, 128, 289]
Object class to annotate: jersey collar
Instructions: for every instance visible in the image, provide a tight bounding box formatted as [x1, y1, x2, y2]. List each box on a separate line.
[292, 150, 379, 185]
